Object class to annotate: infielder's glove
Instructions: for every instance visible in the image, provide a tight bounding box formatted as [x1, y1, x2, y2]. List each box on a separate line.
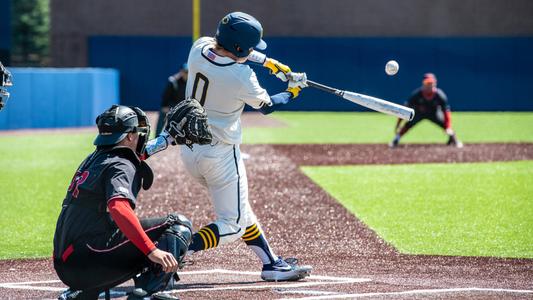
[164, 98, 212, 147]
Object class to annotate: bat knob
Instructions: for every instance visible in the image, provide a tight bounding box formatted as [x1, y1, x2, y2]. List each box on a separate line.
[408, 110, 415, 121]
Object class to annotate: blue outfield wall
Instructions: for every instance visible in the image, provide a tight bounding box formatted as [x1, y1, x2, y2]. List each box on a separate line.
[0, 68, 119, 130]
[89, 36, 192, 110]
[89, 36, 533, 111]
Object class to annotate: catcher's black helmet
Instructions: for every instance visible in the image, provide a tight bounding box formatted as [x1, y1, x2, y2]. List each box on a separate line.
[94, 105, 150, 155]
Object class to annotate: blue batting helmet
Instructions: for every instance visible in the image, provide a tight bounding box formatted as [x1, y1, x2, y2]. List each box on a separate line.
[215, 12, 267, 58]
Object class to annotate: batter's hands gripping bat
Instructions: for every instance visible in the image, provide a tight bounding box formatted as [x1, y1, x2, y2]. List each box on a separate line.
[304, 79, 414, 121]
[248, 51, 414, 121]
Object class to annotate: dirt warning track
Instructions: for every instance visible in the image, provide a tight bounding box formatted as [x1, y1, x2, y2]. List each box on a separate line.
[1, 143, 532, 299]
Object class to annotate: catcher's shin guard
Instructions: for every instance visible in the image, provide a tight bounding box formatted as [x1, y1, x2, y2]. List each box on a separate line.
[189, 223, 220, 252]
[133, 214, 192, 295]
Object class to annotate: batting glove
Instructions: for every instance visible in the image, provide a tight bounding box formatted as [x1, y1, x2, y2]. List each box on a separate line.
[263, 58, 291, 82]
[286, 72, 308, 98]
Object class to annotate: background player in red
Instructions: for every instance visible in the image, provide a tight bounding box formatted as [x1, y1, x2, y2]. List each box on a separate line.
[390, 73, 463, 148]
[53, 104, 210, 300]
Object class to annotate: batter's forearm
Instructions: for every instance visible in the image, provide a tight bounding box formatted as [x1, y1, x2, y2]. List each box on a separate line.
[259, 92, 292, 115]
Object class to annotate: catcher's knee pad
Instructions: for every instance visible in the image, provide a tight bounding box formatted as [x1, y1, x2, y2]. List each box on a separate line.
[160, 214, 193, 263]
[133, 214, 193, 295]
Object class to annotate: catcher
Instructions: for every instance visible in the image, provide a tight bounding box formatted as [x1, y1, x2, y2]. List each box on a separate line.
[390, 73, 463, 148]
[0, 60, 12, 110]
[53, 99, 211, 300]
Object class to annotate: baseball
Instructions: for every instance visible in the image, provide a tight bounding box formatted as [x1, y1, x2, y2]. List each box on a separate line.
[385, 60, 399, 76]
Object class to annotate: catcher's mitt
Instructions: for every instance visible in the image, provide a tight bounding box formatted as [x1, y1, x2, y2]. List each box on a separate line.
[164, 98, 212, 146]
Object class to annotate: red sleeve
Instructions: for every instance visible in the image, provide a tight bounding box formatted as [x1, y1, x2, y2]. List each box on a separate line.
[444, 110, 452, 129]
[108, 198, 156, 255]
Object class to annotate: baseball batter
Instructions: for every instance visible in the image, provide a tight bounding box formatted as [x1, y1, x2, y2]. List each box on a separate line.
[390, 73, 463, 147]
[179, 12, 311, 281]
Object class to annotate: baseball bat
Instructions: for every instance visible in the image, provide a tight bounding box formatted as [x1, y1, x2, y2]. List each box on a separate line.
[306, 80, 414, 121]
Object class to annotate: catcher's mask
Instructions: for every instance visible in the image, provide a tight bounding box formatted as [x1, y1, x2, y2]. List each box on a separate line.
[94, 105, 151, 156]
[0, 61, 13, 107]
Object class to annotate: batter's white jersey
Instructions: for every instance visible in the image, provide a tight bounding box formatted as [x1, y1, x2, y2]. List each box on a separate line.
[185, 37, 271, 145]
[180, 36, 273, 245]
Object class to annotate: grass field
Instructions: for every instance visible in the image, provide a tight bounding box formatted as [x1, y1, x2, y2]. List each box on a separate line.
[0, 112, 532, 259]
[302, 161, 533, 258]
[0, 133, 94, 259]
[244, 112, 533, 144]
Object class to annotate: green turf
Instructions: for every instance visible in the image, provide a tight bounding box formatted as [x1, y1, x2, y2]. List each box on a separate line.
[0, 133, 95, 259]
[243, 112, 533, 144]
[302, 161, 533, 258]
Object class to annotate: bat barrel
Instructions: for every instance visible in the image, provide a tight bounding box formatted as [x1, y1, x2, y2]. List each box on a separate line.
[306, 78, 415, 121]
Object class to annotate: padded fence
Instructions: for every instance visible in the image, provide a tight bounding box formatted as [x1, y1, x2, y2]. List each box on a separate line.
[89, 36, 533, 112]
[0, 68, 119, 130]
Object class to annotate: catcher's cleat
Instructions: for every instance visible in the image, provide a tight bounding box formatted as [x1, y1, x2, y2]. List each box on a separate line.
[128, 289, 180, 300]
[261, 257, 312, 282]
[152, 291, 180, 300]
[58, 289, 81, 300]
[58, 288, 100, 300]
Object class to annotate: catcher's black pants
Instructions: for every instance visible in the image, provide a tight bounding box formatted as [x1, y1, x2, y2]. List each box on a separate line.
[54, 217, 168, 297]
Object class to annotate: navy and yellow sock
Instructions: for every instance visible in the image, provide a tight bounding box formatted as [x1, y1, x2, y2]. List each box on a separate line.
[241, 223, 261, 242]
[189, 223, 219, 252]
[242, 223, 277, 265]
